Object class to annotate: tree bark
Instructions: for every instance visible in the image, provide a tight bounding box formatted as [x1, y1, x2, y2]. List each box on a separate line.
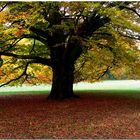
[48, 64, 76, 99]
[47, 46, 79, 100]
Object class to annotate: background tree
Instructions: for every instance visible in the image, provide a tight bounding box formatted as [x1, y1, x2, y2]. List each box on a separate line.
[0, 2, 140, 99]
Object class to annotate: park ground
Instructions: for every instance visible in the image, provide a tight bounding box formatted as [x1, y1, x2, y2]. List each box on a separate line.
[0, 90, 140, 139]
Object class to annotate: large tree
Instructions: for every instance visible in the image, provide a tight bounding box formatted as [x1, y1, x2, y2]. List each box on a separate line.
[0, 2, 140, 99]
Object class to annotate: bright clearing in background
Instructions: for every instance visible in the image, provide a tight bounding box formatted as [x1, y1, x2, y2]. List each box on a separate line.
[0, 80, 140, 93]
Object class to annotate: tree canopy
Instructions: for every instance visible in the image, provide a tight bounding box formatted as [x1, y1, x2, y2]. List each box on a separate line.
[0, 2, 140, 98]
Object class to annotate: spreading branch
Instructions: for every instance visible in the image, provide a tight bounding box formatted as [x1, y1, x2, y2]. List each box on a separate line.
[120, 6, 140, 18]
[29, 27, 53, 46]
[0, 52, 52, 67]
[92, 32, 112, 36]
[77, 11, 110, 37]
[95, 44, 117, 81]
[1, 34, 48, 52]
[118, 32, 140, 41]
[0, 62, 29, 87]
[74, 8, 85, 30]
[23, 34, 48, 46]
[96, 66, 110, 81]
[30, 39, 36, 53]
[0, 3, 7, 12]
[3, 38, 24, 52]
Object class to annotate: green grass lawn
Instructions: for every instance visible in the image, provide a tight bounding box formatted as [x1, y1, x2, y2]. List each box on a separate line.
[0, 80, 140, 97]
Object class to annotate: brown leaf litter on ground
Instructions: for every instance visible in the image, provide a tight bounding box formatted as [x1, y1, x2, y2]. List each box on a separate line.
[0, 92, 139, 139]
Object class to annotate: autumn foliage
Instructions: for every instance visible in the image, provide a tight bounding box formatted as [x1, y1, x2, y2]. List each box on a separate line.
[0, 2, 140, 89]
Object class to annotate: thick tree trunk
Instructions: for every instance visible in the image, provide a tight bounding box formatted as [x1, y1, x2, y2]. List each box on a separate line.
[47, 47, 79, 100]
[48, 64, 76, 99]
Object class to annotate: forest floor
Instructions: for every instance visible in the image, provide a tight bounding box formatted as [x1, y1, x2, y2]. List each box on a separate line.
[0, 92, 140, 139]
